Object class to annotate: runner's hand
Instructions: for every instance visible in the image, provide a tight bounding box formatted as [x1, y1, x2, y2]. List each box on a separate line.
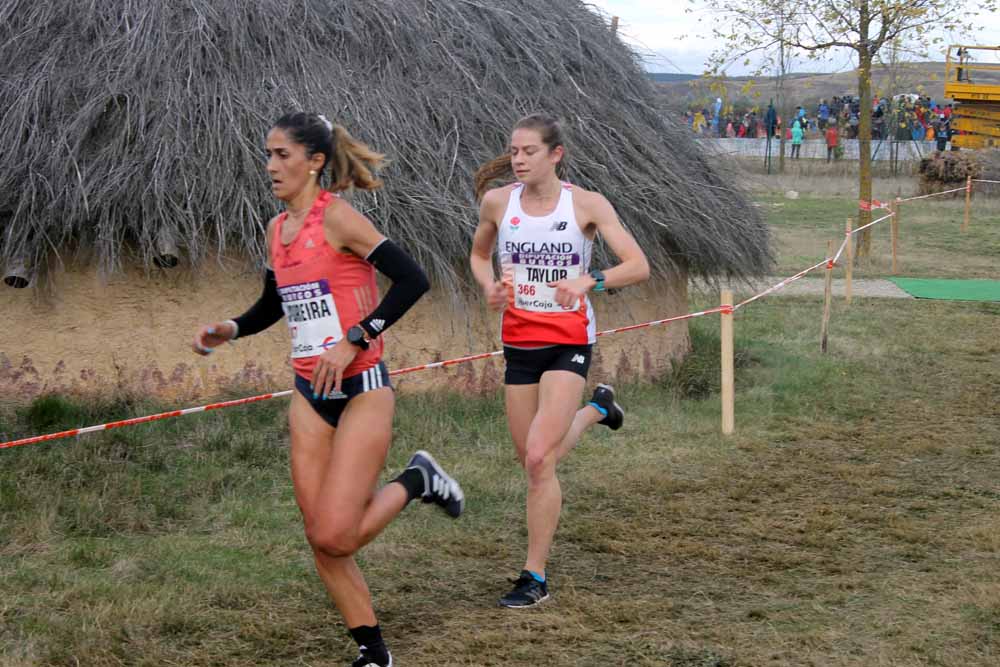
[548, 276, 592, 309]
[311, 338, 359, 399]
[192, 321, 236, 356]
[484, 279, 508, 311]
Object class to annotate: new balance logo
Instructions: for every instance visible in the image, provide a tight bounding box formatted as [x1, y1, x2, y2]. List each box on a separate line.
[304, 238, 315, 248]
[550, 221, 568, 231]
[369, 318, 385, 332]
[571, 354, 585, 364]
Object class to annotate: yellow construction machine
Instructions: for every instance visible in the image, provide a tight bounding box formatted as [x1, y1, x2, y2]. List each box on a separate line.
[944, 45, 1000, 148]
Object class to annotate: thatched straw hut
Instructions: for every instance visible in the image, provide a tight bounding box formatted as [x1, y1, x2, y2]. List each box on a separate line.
[0, 0, 770, 402]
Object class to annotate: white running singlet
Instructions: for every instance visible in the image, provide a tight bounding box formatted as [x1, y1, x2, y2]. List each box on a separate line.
[496, 183, 596, 346]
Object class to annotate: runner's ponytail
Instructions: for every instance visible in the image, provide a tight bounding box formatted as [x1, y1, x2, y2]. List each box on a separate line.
[474, 113, 567, 200]
[329, 124, 386, 192]
[474, 154, 514, 201]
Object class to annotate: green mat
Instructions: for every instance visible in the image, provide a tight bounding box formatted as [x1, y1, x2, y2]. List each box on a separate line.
[888, 278, 1000, 302]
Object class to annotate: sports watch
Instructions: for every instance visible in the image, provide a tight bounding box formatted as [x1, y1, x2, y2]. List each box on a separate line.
[346, 325, 371, 350]
[589, 269, 606, 292]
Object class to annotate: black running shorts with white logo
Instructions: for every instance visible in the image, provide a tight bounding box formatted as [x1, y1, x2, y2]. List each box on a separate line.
[293, 362, 392, 428]
[502, 344, 593, 385]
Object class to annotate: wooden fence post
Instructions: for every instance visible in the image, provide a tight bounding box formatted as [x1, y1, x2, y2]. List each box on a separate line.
[962, 175, 972, 233]
[721, 289, 735, 435]
[845, 217, 853, 304]
[610, 15, 619, 35]
[891, 198, 900, 275]
[821, 241, 834, 353]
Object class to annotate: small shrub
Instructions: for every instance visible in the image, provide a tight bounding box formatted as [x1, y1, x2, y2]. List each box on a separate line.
[660, 325, 756, 400]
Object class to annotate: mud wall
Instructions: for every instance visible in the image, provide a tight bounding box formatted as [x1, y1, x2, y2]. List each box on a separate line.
[0, 261, 690, 404]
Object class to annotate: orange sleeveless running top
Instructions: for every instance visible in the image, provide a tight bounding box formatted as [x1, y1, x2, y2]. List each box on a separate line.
[270, 191, 383, 381]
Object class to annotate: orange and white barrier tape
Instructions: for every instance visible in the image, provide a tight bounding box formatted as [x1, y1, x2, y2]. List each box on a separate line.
[0, 307, 730, 450]
[0, 392, 295, 450]
[849, 211, 895, 237]
[2, 182, 988, 451]
[734, 259, 830, 310]
[832, 236, 851, 265]
[897, 186, 968, 203]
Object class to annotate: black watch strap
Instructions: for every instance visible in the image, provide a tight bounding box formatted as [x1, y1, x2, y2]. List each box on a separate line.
[347, 325, 370, 350]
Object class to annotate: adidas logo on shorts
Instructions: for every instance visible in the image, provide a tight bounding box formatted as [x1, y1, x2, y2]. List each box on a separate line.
[571, 354, 585, 364]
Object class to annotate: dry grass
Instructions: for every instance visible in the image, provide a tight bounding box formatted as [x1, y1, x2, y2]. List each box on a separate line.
[2, 289, 999, 665]
[742, 169, 923, 199]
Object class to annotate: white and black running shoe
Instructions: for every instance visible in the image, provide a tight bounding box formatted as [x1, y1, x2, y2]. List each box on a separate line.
[589, 383, 624, 430]
[351, 646, 392, 667]
[498, 570, 550, 608]
[406, 450, 465, 518]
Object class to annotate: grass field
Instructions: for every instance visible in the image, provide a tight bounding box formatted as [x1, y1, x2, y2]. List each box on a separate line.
[745, 173, 1000, 279]
[2, 186, 999, 666]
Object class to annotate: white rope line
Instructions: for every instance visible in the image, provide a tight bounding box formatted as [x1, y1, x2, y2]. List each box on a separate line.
[832, 235, 851, 265]
[849, 212, 894, 236]
[899, 186, 968, 202]
[5, 175, 993, 450]
[734, 259, 829, 310]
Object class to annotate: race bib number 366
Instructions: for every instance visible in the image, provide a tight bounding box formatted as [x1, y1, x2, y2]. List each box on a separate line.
[279, 279, 343, 358]
[511, 252, 581, 313]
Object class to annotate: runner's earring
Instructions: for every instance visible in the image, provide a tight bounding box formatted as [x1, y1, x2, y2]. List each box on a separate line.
[309, 170, 317, 175]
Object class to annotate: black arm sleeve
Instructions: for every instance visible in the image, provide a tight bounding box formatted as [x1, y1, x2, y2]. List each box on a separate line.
[232, 269, 284, 339]
[359, 239, 430, 338]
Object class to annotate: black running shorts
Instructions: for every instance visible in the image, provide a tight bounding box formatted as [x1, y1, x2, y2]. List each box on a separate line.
[293, 362, 392, 428]
[502, 344, 593, 385]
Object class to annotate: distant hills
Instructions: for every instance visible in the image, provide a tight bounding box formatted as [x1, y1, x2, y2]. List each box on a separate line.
[647, 73, 699, 83]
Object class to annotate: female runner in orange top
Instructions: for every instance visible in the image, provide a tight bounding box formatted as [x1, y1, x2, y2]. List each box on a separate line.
[193, 112, 463, 667]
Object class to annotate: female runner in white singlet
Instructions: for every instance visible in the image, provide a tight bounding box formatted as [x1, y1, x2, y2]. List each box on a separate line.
[470, 113, 650, 608]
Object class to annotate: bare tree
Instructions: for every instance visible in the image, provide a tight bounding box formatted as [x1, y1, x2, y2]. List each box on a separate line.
[697, 0, 996, 258]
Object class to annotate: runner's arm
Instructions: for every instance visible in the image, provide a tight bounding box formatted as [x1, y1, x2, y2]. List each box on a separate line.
[584, 193, 650, 290]
[229, 269, 284, 339]
[360, 239, 430, 337]
[327, 204, 429, 338]
[471, 190, 508, 311]
[470, 189, 502, 290]
[227, 217, 284, 339]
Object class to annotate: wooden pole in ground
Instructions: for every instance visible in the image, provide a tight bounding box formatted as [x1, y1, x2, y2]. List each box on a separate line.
[845, 217, 853, 304]
[894, 198, 902, 273]
[821, 240, 834, 353]
[721, 289, 735, 435]
[890, 198, 899, 274]
[610, 15, 619, 35]
[962, 175, 972, 232]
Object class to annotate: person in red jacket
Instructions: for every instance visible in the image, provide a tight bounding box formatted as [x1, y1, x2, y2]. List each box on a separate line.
[825, 124, 839, 162]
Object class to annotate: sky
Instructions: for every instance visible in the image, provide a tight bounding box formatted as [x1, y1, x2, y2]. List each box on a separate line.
[587, 0, 1000, 75]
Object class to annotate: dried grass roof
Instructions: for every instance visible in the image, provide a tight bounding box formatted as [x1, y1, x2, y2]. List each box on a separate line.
[0, 0, 771, 289]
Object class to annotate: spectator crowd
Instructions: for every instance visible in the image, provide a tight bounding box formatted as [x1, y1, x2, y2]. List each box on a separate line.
[684, 94, 957, 156]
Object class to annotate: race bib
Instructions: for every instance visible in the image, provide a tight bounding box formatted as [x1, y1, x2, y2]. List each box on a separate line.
[511, 251, 581, 313]
[279, 279, 343, 358]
